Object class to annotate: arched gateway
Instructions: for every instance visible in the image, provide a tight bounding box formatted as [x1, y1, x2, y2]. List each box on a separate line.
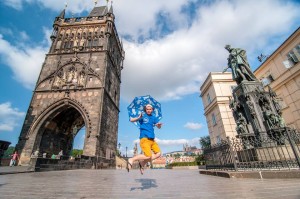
[16, 5, 124, 168]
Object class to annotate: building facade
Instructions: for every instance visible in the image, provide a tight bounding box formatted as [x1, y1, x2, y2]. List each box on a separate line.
[200, 72, 237, 145]
[16, 6, 125, 166]
[254, 27, 300, 131]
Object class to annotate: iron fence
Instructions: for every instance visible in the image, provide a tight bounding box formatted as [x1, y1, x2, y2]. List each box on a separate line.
[203, 128, 300, 171]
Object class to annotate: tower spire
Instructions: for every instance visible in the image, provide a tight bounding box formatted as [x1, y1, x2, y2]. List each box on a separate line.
[109, 1, 113, 13]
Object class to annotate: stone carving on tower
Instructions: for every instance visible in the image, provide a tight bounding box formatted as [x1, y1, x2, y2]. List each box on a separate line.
[15, 5, 125, 168]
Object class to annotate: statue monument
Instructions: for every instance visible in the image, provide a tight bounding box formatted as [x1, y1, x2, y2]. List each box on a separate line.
[223, 45, 288, 147]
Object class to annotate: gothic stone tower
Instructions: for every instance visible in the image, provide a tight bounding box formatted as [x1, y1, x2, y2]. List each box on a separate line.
[16, 6, 125, 166]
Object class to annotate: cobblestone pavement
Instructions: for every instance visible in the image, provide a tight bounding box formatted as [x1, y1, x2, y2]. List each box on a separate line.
[0, 169, 300, 199]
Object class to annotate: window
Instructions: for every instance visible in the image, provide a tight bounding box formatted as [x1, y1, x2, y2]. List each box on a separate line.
[212, 113, 217, 126]
[55, 40, 62, 49]
[87, 40, 93, 48]
[207, 93, 211, 104]
[93, 39, 99, 47]
[286, 47, 300, 67]
[296, 44, 300, 55]
[288, 51, 299, 64]
[261, 74, 274, 86]
[216, 135, 221, 144]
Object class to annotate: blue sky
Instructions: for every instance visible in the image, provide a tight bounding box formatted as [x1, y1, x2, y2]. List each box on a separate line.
[0, 0, 299, 156]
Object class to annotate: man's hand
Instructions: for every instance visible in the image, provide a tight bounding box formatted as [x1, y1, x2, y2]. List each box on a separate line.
[138, 113, 143, 119]
[156, 123, 163, 129]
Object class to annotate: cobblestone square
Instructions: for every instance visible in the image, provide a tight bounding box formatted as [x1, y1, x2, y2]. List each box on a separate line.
[0, 169, 300, 199]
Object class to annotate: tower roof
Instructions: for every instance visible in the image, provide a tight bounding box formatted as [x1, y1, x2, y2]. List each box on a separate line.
[88, 6, 108, 17]
[58, 9, 65, 19]
[108, 5, 113, 14]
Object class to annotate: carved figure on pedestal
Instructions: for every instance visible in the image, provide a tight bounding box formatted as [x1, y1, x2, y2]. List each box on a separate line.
[268, 85, 282, 114]
[229, 97, 240, 112]
[245, 95, 256, 117]
[53, 76, 62, 88]
[223, 45, 257, 84]
[53, 71, 64, 88]
[78, 72, 85, 86]
[236, 112, 248, 135]
[263, 106, 285, 129]
[67, 69, 76, 83]
[72, 71, 78, 84]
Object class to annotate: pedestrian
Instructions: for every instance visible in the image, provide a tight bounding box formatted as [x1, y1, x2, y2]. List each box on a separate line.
[10, 151, 19, 167]
[127, 104, 162, 174]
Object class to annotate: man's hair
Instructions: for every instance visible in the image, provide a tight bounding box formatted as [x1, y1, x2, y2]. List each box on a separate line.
[143, 104, 154, 112]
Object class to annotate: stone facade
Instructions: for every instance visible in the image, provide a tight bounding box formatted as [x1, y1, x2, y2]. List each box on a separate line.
[16, 6, 125, 166]
[254, 27, 300, 131]
[200, 72, 237, 145]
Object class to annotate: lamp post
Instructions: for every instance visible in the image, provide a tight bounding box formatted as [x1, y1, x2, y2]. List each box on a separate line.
[125, 146, 128, 158]
[118, 143, 121, 157]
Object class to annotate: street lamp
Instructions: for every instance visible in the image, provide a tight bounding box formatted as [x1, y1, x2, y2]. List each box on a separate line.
[118, 143, 121, 157]
[125, 146, 128, 157]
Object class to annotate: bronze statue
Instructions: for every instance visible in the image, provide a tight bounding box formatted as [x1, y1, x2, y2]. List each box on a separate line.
[223, 45, 257, 84]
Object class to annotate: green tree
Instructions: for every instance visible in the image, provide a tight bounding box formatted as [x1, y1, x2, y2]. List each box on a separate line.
[71, 149, 83, 157]
[199, 136, 211, 149]
[174, 153, 181, 158]
[3, 146, 15, 158]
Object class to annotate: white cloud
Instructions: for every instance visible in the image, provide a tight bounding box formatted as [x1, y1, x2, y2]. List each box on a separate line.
[0, 27, 13, 36]
[19, 31, 29, 41]
[0, 102, 25, 131]
[184, 122, 203, 130]
[134, 137, 200, 146]
[0, 31, 49, 89]
[1, 0, 299, 101]
[3, 0, 34, 10]
[120, 0, 300, 101]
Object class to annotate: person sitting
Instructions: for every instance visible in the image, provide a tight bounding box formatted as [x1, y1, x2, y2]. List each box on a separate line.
[51, 154, 56, 159]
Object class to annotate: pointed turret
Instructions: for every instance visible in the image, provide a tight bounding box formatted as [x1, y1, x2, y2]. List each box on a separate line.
[58, 9, 65, 19]
[108, 5, 113, 14]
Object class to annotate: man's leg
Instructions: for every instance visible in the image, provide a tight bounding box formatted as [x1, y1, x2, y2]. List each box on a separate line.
[128, 154, 151, 166]
[128, 138, 152, 169]
[139, 152, 161, 167]
[140, 140, 161, 167]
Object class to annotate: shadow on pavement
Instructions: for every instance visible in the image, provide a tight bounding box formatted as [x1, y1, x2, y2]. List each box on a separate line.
[130, 179, 158, 191]
[0, 183, 8, 187]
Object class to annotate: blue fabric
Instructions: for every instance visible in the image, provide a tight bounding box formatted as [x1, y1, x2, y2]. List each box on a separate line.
[138, 114, 159, 139]
[127, 95, 162, 127]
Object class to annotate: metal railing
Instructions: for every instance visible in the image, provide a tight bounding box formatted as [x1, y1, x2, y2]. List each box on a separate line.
[203, 128, 300, 171]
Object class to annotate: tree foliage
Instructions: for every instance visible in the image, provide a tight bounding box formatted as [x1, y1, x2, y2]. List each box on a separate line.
[3, 146, 15, 158]
[199, 136, 211, 149]
[71, 149, 83, 157]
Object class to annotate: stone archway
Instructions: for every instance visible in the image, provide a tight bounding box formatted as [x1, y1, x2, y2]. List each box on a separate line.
[18, 99, 91, 165]
[36, 106, 85, 158]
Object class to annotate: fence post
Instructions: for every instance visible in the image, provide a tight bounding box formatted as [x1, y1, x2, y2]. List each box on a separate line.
[227, 137, 238, 171]
[285, 128, 300, 168]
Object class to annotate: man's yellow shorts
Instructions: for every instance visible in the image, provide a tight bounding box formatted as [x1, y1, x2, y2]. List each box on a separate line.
[140, 138, 161, 157]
